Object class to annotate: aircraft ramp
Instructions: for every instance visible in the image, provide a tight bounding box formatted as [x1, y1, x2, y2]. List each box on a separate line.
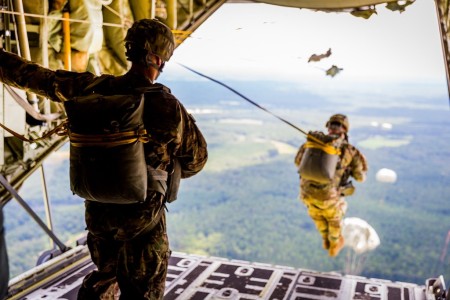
[7, 244, 444, 300]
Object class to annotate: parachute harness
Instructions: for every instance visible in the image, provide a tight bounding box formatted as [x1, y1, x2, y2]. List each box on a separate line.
[304, 140, 341, 156]
[66, 128, 150, 148]
[0, 120, 150, 149]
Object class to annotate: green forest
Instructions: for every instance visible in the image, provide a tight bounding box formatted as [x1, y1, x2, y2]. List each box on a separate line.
[3, 79, 450, 286]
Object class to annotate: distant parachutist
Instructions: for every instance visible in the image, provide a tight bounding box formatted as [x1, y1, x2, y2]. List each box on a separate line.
[342, 217, 380, 275]
[308, 48, 332, 63]
[326, 65, 343, 77]
[375, 168, 397, 183]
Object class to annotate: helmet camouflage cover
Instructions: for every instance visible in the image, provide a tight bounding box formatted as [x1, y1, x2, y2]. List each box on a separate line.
[124, 19, 175, 63]
[326, 114, 349, 132]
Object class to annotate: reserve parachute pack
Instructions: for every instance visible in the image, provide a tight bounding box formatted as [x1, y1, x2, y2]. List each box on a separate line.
[298, 132, 342, 183]
[63, 75, 163, 204]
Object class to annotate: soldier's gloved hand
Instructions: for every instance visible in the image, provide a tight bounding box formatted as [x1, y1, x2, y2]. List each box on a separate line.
[340, 181, 355, 196]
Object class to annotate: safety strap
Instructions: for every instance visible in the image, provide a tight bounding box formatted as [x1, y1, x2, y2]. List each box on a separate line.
[304, 140, 341, 155]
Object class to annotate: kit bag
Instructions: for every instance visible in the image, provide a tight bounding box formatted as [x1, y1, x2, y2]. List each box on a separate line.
[298, 133, 341, 184]
[64, 80, 161, 204]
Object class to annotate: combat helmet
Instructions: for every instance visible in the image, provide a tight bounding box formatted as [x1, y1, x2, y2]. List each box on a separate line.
[124, 19, 175, 65]
[326, 114, 349, 132]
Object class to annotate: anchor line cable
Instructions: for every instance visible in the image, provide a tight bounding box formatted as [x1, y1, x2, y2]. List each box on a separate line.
[177, 63, 334, 147]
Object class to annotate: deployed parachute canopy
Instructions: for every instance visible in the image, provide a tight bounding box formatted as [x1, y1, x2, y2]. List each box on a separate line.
[342, 217, 380, 254]
[375, 168, 397, 183]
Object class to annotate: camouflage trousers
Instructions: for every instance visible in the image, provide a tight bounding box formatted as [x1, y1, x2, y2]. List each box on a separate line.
[77, 193, 170, 300]
[301, 192, 348, 245]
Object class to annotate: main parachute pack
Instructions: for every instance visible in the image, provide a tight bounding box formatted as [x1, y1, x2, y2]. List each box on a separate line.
[63, 76, 163, 204]
[298, 132, 342, 184]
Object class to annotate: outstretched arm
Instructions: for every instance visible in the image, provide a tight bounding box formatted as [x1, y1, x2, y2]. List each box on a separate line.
[0, 50, 96, 101]
[0, 50, 57, 99]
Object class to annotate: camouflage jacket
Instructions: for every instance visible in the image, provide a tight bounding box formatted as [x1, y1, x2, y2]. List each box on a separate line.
[294, 131, 367, 197]
[0, 50, 208, 178]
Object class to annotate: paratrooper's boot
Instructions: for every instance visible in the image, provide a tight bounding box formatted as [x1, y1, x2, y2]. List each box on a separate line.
[328, 236, 344, 257]
[322, 238, 330, 250]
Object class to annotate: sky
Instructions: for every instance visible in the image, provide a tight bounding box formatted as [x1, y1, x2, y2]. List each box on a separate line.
[161, 0, 448, 100]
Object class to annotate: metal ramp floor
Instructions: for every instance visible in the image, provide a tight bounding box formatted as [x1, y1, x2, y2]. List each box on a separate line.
[7, 244, 441, 300]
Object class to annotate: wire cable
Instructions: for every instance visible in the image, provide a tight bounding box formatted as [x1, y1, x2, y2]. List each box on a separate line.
[177, 62, 309, 136]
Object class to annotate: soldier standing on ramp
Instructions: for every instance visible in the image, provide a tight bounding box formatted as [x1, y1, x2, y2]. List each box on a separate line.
[294, 114, 367, 257]
[0, 19, 208, 299]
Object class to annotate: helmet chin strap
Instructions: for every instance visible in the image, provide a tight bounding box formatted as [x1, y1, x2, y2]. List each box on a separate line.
[143, 58, 163, 83]
[145, 53, 165, 72]
[146, 59, 160, 70]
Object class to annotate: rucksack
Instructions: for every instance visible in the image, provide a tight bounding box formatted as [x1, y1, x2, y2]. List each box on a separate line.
[63, 76, 163, 204]
[298, 132, 342, 184]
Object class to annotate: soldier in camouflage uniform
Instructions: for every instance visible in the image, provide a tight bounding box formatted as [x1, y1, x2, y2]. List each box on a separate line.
[294, 114, 367, 257]
[0, 19, 208, 299]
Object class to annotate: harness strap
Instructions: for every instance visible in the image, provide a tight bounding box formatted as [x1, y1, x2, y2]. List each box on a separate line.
[68, 128, 150, 148]
[147, 166, 168, 196]
[304, 140, 341, 155]
[139, 197, 165, 237]
[148, 168, 168, 181]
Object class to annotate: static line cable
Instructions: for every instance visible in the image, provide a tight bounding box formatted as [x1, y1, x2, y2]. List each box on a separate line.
[177, 63, 338, 151]
[177, 63, 340, 149]
[177, 63, 309, 136]
[0, 119, 67, 143]
[4, 85, 62, 121]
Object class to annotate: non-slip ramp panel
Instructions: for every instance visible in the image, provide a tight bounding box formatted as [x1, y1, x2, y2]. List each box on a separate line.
[12, 251, 428, 300]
